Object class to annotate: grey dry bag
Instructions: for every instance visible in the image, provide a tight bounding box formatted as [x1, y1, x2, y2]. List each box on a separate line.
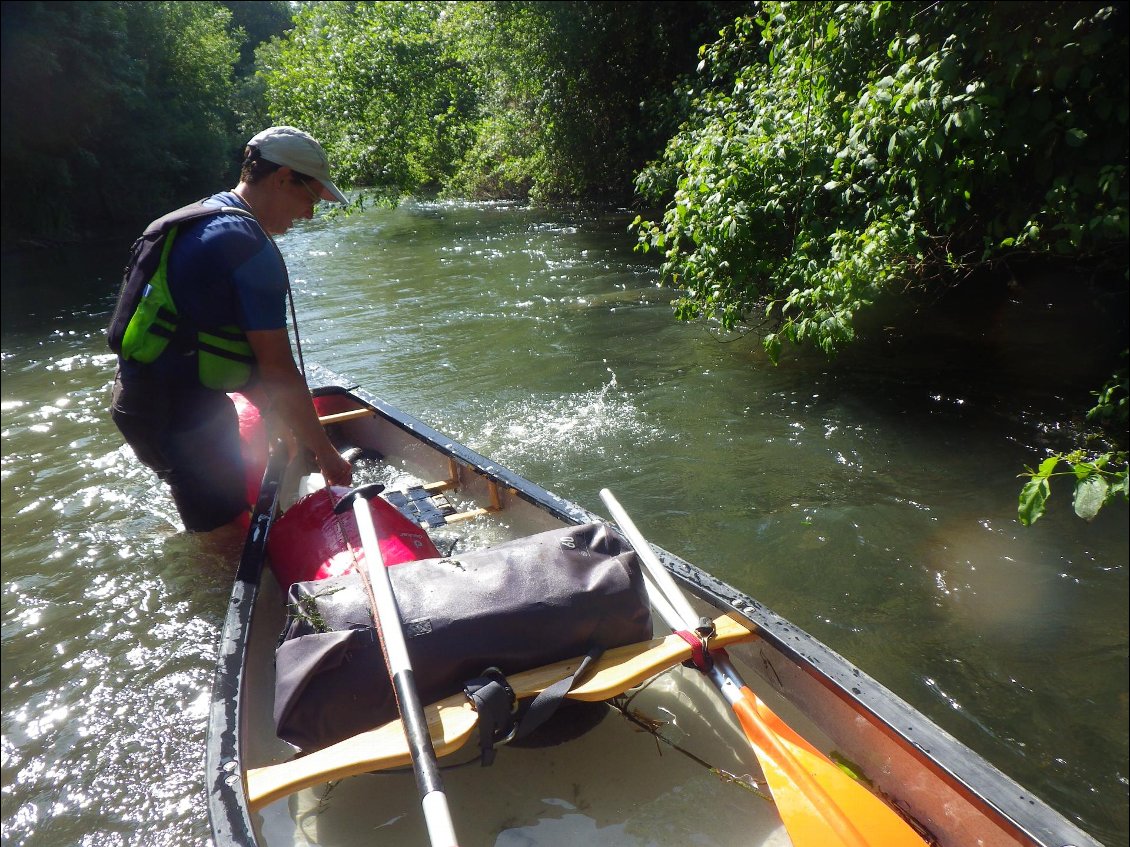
[273, 522, 652, 751]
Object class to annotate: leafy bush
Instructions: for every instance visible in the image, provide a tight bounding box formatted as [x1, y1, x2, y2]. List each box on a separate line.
[255, 1, 756, 203]
[255, 1, 473, 199]
[632, 1, 1128, 521]
[635, 2, 1127, 348]
[1, 1, 288, 246]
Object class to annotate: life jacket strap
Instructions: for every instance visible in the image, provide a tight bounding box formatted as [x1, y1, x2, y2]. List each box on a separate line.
[196, 339, 256, 365]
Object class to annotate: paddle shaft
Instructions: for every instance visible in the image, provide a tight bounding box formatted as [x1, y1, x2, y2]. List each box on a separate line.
[340, 484, 458, 847]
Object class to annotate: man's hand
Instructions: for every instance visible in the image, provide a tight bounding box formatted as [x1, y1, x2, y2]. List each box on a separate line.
[318, 448, 353, 488]
[246, 328, 354, 488]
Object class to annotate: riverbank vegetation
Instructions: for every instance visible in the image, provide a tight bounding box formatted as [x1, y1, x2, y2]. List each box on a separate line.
[629, 1, 1128, 523]
[0, 0, 292, 244]
[1, 0, 1125, 522]
[253, 1, 748, 203]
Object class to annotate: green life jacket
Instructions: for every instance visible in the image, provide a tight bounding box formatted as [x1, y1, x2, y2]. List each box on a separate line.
[107, 201, 263, 392]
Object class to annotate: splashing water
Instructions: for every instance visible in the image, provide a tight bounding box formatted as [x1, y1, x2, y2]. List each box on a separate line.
[459, 368, 662, 473]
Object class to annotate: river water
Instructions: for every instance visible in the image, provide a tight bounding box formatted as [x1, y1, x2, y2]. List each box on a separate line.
[2, 200, 1127, 847]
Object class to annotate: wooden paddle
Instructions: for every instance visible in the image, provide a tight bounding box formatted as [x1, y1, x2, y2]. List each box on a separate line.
[245, 613, 755, 811]
[600, 489, 928, 847]
[335, 483, 458, 847]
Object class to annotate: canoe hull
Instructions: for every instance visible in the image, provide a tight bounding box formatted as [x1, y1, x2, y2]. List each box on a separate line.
[206, 364, 1100, 847]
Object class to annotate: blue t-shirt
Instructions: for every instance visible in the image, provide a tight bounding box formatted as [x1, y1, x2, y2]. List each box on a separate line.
[121, 191, 288, 386]
[171, 191, 286, 333]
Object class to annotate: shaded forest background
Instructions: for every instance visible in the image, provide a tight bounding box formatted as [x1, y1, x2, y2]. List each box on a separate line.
[1, 0, 747, 241]
[1, 0, 1126, 519]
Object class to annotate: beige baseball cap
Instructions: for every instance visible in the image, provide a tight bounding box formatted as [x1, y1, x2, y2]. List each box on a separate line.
[247, 126, 348, 203]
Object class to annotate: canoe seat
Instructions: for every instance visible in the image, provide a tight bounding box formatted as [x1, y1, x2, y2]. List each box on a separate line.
[385, 481, 497, 528]
[385, 485, 457, 528]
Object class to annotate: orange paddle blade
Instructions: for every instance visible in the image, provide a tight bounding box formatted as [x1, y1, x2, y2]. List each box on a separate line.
[732, 689, 927, 847]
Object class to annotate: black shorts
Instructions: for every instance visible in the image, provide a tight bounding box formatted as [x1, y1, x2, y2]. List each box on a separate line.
[110, 368, 248, 532]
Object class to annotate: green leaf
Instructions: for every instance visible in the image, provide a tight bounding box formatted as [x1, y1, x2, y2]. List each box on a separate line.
[1113, 470, 1130, 499]
[763, 333, 782, 364]
[1018, 478, 1051, 526]
[1073, 474, 1109, 520]
[1065, 127, 1088, 147]
[1037, 456, 1060, 477]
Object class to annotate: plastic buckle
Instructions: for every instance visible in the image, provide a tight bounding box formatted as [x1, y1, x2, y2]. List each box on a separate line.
[493, 722, 520, 748]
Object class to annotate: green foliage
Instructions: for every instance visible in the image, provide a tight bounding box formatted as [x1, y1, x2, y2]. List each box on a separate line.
[255, 1, 474, 200]
[1018, 450, 1129, 526]
[1087, 356, 1130, 430]
[436, 1, 551, 199]
[0, 1, 284, 245]
[443, 1, 757, 203]
[1018, 356, 1129, 525]
[2, 0, 745, 232]
[630, 1, 1128, 524]
[633, 1, 1129, 354]
[222, 0, 294, 77]
[223, 0, 294, 135]
[255, 1, 755, 203]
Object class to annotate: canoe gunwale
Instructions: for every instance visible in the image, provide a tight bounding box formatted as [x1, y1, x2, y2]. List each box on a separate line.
[205, 364, 1101, 847]
[206, 441, 288, 847]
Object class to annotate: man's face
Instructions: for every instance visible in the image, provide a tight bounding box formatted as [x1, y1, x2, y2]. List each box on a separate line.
[261, 168, 321, 235]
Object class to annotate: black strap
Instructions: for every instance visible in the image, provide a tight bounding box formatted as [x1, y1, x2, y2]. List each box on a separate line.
[463, 668, 515, 767]
[195, 339, 256, 364]
[513, 647, 603, 740]
[462, 646, 605, 767]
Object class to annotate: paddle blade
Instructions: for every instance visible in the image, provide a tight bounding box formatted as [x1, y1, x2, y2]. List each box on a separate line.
[246, 702, 478, 811]
[731, 691, 926, 847]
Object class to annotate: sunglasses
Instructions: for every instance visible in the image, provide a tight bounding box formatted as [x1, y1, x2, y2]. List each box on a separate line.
[295, 176, 323, 207]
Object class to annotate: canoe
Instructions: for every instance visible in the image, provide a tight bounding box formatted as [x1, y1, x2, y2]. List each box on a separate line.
[205, 363, 1100, 847]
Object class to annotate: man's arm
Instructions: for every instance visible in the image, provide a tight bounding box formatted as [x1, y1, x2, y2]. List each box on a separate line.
[245, 328, 352, 487]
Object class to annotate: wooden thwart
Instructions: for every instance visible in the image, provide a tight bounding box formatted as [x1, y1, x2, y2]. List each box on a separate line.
[317, 408, 377, 426]
[316, 410, 503, 526]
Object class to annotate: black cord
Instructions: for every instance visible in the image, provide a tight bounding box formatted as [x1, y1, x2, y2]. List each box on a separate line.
[287, 280, 306, 381]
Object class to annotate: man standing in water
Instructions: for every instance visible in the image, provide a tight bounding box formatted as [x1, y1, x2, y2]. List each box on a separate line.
[108, 126, 352, 535]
